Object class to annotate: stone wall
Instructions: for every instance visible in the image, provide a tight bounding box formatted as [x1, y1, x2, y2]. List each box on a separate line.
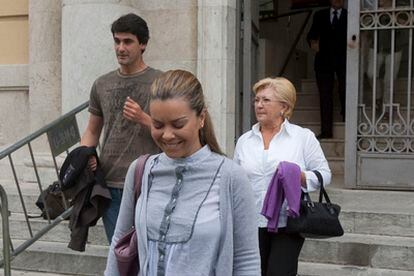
[61, 0, 236, 154]
[1, 0, 237, 156]
[0, 65, 29, 148]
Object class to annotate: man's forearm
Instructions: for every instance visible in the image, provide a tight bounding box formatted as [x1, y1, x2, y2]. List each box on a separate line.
[139, 112, 152, 129]
[80, 131, 100, 147]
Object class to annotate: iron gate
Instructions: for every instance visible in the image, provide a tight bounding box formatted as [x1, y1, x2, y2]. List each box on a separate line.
[346, 0, 414, 189]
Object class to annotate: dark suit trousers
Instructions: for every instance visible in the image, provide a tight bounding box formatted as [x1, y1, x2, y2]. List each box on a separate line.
[316, 68, 346, 136]
[259, 227, 305, 276]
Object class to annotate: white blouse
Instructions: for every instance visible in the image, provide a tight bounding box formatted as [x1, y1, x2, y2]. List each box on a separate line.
[234, 120, 331, 228]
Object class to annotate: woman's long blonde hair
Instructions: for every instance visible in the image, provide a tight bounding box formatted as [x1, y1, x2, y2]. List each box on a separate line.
[150, 70, 224, 155]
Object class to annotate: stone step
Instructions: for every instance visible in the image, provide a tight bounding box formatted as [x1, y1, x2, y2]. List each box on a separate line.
[320, 139, 344, 158]
[0, 148, 66, 186]
[1, 213, 107, 246]
[0, 180, 108, 246]
[290, 107, 343, 124]
[0, 180, 54, 214]
[300, 122, 345, 139]
[0, 270, 70, 276]
[301, 182, 414, 237]
[299, 233, 414, 271]
[326, 187, 414, 215]
[298, 261, 414, 276]
[295, 92, 342, 108]
[326, 157, 344, 175]
[21, 153, 66, 185]
[5, 187, 412, 241]
[295, 91, 414, 109]
[323, 187, 414, 237]
[5, 239, 108, 275]
[340, 210, 414, 238]
[301, 78, 414, 94]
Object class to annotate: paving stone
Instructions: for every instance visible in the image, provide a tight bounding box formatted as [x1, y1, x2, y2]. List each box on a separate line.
[300, 233, 414, 270]
[298, 261, 414, 276]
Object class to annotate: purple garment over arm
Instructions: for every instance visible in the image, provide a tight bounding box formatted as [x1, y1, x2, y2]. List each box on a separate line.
[260, 161, 302, 232]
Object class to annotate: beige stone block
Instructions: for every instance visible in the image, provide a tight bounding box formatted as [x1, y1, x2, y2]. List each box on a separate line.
[0, 18, 29, 64]
[62, 0, 120, 6]
[199, 0, 236, 8]
[0, 0, 28, 16]
[0, 90, 29, 146]
[224, 58, 236, 111]
[198, 5, 236, 60]
[176, 0, 198, 8]
[129, 0, 197, 10]
[132, 0, 175, 10]
[145, 8, 197, 61]
[198, 58, 236, 154]
[148, 59, 197, 73]
[0, 65, 28, 87]
[29, 0, 60, 15]
[29, 62, 61, 130]
[29, 9, 61, 64]
[224, 112, 236, 155]
[61, 3, 131, 112]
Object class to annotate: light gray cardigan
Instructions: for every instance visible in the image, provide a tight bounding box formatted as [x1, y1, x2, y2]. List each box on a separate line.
[105, 152, 261, 276]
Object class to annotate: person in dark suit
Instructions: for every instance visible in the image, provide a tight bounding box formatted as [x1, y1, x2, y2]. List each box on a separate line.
[307, 0, 347, 139]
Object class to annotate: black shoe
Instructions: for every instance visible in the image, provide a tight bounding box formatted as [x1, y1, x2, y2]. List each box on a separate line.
[316, 133, 333, 140]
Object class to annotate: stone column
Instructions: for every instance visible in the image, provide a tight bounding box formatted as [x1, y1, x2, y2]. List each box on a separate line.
[23, 1, 63, 182]
[61, 1, 143, 113]
[62, 0, 199, 130]
[29, 0, 62, 131]
[197, 0, 237, 155]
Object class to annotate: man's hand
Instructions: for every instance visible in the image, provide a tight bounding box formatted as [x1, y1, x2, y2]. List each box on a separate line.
[123, 97, 152, 128]
[123, 97, 145, 123]
[88, 156, 98, 171]
[310, 40, 320, 52]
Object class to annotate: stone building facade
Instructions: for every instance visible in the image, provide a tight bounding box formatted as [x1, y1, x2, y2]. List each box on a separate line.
[0, 0, 238, 155]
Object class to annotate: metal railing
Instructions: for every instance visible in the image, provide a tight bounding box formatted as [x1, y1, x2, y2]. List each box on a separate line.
[0, 101, 89, 275]
[259, 8, 314, 77]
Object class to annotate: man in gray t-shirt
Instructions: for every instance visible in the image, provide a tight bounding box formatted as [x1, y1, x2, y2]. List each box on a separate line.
[80, 13, 161, 243]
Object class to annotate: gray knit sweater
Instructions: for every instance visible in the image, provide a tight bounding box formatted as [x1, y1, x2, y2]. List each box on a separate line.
[105, 146, 260, 275]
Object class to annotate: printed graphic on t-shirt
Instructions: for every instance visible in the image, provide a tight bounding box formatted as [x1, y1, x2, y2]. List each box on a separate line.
[89, 69, 161, 187]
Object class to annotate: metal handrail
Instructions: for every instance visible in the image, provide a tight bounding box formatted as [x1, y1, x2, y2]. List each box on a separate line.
[0, 101, 89, 274]
[0, 185, 11, 276]
[0, 101, 88, 160]
[259, 8, 315, 76]
[278, 10, 313, 76]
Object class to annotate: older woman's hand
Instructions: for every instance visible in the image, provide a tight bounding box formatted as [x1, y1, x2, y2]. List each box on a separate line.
[301, 171, 307, 187]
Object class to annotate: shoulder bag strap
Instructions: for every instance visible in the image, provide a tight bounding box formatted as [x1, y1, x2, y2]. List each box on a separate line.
[312, 170, 331, 204]
[133, 154, 151, 203]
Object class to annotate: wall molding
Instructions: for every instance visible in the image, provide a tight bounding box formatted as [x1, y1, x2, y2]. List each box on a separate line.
[0, 64, 29, 88]
[0, 86, 28, 92]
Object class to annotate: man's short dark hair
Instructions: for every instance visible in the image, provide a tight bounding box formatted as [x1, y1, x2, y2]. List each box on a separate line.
[111, 13, 149, 45]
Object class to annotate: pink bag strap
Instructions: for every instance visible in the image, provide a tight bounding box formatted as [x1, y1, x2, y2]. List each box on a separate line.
[133, 154, 150, 203]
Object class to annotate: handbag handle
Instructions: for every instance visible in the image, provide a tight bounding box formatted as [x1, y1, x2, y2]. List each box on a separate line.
[133, 154, 150, 206]
[312, 170, 332, 204]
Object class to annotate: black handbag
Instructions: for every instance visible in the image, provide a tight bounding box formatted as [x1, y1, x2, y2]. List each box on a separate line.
[286, 170, 344, 239]
[35, 181, 69, 220]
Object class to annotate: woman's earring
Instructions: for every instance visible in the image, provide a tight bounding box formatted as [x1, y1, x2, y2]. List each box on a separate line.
[280, 111, 284, 117]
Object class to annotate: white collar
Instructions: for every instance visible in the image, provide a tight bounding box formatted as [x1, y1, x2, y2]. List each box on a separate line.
[251, 119, 294, 138]
[331, 7, 342, 15]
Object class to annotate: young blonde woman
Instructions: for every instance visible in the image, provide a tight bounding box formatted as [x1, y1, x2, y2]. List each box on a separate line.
[105, 70, 260, 276]
[234, 77, 331, 276]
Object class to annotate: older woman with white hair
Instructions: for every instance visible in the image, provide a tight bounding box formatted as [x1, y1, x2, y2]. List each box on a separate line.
[234, 77, 331, 276]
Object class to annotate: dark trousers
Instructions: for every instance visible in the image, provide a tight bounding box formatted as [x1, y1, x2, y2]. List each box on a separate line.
[315, 69, 346, 136]
[259, 227, 305, 276]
